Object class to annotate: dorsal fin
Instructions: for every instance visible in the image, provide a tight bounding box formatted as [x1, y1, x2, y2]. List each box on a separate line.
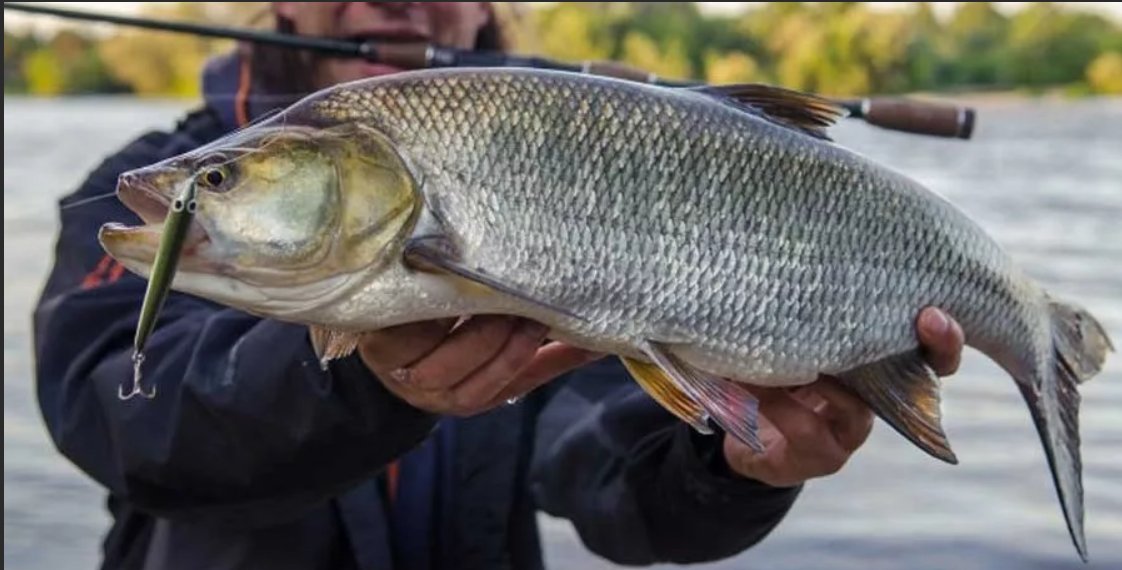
[690, 83, 848, 141]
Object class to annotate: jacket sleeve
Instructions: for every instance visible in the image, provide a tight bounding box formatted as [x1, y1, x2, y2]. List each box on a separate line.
[528, 358, 802, 565]
[31, 115, 439, 529]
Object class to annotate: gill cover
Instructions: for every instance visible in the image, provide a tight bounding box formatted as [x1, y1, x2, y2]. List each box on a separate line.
[182, 120, 420, 286]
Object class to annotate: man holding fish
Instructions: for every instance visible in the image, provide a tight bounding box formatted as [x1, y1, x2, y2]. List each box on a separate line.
[31, 3, 966, 570]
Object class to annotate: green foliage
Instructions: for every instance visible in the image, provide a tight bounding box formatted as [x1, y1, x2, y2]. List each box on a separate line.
[23, 48, 64, 96]
[1087, 51, 1122, 94]
[8, 29, 130, 95]
[2, 2, 1120, 98]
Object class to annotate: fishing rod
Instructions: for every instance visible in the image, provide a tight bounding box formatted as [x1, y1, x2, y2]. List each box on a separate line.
[3, 1, 975, 139]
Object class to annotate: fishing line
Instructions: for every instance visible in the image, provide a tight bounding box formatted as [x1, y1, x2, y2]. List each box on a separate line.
[59, 191, 125, 211]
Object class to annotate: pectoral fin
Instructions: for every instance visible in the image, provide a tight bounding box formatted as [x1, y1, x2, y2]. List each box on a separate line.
[401, 198, 586, 322]
[620, 356, 712, 434]
[309, 326, 361, 370]
[640, 341, 765, 454]
[835, 349, 958, 464]
[403, 234, 585, 321]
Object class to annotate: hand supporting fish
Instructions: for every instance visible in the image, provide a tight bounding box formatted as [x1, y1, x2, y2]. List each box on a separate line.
[357, 316, 605, 417]
[722, 307, 965, 488]
[356, 306, 964, 490]
[118, 178, 200, 401]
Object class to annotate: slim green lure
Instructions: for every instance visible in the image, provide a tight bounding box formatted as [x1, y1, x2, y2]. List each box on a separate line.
[120, 179, 199, 400]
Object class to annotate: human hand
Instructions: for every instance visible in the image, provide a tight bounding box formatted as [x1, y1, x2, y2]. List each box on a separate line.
[721, 307, 966, 488]
[357, 315, 605, 416]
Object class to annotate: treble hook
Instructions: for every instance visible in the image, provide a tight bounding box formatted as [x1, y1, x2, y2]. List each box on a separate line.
[119, 351, 157, 400]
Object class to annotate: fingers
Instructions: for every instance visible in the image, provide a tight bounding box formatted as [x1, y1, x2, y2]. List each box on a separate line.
[456, 342, 606, 414]
[378, 317, 548, 414]
[754, 387, 849, 476]
[489, 342, 607, 404]
[357, 318, 459, 372]
[916, 307, 965, 376]
[805, 378, 875, 454]
[727, 378, 876, 486]
[358, 315, 599, 417]
[727, 306, 964, 487]
[395, 316, 540, 391]
[435, 319, 554, 413]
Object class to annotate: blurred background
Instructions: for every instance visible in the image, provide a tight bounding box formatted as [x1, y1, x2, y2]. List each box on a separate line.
[5, 2, 1121, 570]
[5, 2, 1122, 97]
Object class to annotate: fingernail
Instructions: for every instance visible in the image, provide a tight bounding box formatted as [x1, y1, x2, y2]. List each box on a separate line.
[389, 368, 412, 384]
[925, 309, 949, 335]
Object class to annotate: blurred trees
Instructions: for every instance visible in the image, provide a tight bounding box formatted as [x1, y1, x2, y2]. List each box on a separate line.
[4, 1, 1121, 98]
[96, 3, 258, 97]
[6, 28, 129, 95]
[1087, 51, 1122, 94]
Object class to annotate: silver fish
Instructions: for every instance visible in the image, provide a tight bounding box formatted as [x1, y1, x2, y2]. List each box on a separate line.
[97, 67, 1113, 561]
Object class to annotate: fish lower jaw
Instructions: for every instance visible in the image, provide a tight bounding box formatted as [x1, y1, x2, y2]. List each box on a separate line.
[98, 220, 212, 271]
[98, 222, 351, 318]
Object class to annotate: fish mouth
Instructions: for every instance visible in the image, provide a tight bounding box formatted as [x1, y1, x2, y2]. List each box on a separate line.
[98, 172, 216, 276]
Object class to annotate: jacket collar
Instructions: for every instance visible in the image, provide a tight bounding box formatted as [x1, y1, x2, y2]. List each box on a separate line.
[201, 49, 295, 132]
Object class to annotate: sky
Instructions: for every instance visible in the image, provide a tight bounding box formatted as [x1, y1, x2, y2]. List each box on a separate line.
[5, 2, 1121, 32]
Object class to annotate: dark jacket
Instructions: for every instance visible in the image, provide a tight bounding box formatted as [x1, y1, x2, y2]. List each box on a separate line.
[31, 51, 802, 570]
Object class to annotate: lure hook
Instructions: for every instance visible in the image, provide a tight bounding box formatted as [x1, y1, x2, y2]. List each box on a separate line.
[118, 351, 157, 400]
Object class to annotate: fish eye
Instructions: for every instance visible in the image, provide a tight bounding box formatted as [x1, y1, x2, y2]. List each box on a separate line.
[198, 166, 228, 189]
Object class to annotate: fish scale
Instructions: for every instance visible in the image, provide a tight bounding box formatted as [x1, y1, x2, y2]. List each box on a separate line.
[98, 68, 1112, 562]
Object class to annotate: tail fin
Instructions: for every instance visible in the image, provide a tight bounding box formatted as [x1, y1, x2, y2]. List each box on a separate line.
[1018, 296, 1114, 563]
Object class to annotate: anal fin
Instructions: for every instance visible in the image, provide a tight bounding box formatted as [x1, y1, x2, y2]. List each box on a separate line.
[309, 326, 361, 370]
[640, 341, 765, 454]
[620, 356, 712, 435]
[835, 348, 958, 464]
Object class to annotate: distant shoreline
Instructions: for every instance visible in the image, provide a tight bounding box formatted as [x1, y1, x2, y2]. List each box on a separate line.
[900, 87, 1116, 105]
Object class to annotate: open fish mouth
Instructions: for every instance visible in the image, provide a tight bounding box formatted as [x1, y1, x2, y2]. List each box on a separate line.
[98, 174, 214, 274]
[118, 177, 173, 226]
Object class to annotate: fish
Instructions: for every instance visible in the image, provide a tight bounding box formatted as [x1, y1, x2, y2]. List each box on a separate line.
[96, 67, 1113, 561]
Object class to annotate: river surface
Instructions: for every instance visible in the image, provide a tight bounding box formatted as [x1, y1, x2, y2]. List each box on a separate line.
[5, 95, 1122, 570]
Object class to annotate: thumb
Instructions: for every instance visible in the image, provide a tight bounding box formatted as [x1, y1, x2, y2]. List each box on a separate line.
[916, 307, 964, 376]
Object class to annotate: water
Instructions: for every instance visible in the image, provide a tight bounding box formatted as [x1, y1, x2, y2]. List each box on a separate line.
[4, 95, 1121, 570]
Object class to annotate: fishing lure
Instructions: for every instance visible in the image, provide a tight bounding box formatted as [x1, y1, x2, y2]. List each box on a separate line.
[119, 178, 199, 400]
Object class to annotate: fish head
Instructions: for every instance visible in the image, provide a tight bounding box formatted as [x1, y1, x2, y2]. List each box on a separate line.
[98, 117, 421, 317]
